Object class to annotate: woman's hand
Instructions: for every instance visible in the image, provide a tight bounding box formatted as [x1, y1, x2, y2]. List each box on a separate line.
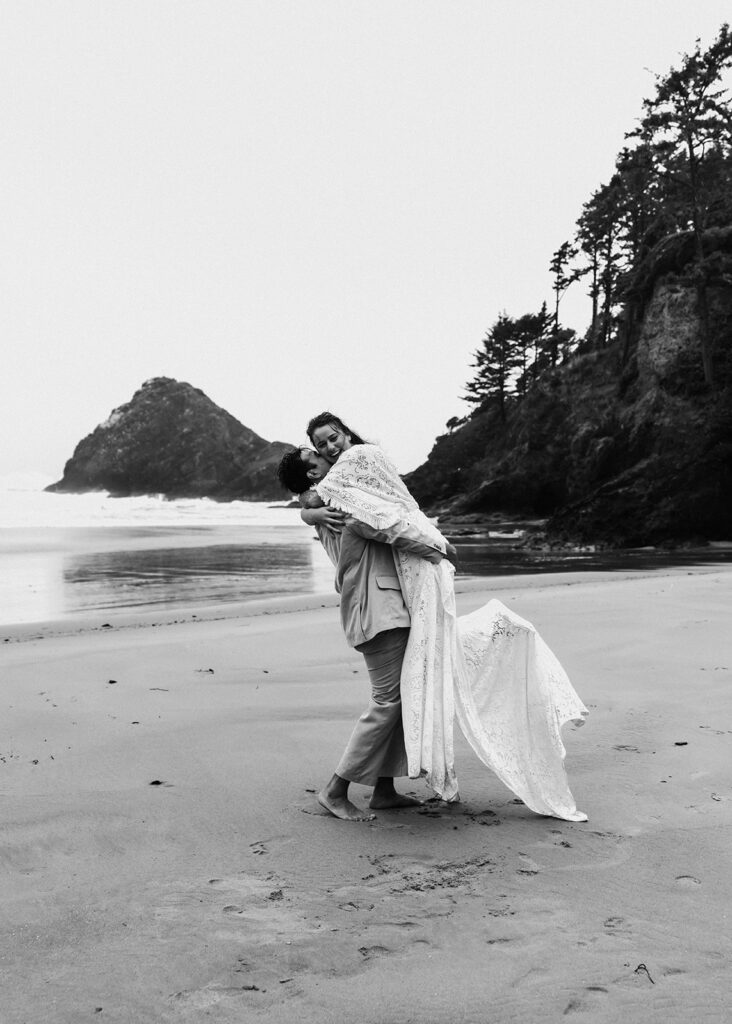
[301, 505, 347, 534]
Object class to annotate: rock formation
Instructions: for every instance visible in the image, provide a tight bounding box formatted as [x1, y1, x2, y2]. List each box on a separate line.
[46, 378, 290, 501]
[406, 271, 732, 547]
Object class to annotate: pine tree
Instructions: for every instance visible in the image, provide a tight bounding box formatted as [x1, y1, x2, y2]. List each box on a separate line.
[463, 314, 522, 422]
[628, 23, 732, 386]
[514, 304, 552, 394]
[549, 242, 579, 361]
[574, 181, 625, 347]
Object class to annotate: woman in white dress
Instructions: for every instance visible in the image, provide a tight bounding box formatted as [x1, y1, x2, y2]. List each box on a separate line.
[303, 412, 588, 822]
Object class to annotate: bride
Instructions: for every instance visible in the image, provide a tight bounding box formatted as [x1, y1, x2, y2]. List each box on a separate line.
[302, 412, 587, 822]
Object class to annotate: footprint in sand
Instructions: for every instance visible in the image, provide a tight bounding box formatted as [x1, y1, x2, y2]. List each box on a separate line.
[675, 875, 701, 888]
[486, 904, 515, 919]
[516, 855, 540, 876]
[564, 986, 609, 1014]
[603, 916, 631, 936]
[338, 900, 375, 912]
[364, 853, 396, 875]
[358, 945, 390, 960]
[465, 809, 500, 827]
[395, 854, 495, 894]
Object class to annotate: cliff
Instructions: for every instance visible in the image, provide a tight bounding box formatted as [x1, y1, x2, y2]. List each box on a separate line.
[46, 378, 289, 501]
[406, 272, 732, 546]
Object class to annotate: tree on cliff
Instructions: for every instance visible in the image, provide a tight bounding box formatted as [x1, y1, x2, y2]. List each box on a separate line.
[628, 22, 732, 387]
[574, 140, 674, 354]
[548, 242, 579, 362]
[463, 314, 522, 422]
[613, 143, 669, 264]
[514, 304, 552, 394]
[574, 184, 626, 348]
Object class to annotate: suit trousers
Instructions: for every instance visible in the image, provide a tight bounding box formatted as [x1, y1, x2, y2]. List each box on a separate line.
[335, 627, 410, 786]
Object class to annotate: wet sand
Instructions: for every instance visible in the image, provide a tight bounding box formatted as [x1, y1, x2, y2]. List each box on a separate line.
[2, 566, 731, 1023]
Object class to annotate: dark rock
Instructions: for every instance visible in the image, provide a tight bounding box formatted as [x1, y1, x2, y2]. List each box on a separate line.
[46, 377, 290, 501]
[406, 273, 732, 547]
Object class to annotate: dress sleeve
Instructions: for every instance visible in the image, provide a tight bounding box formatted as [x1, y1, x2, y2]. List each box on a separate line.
[345, 516, 444, 562]
[315, 444, 419, 531]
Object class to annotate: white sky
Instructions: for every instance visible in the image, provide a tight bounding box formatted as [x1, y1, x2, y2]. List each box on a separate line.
[2, 1, 730, 479]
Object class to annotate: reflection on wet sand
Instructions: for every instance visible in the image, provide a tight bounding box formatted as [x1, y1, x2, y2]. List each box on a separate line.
[2, 521, 729, 627]
[0, 527, 335, 624]
[455, 542, 732, 577]
[62, 543, 319, 613]
[60, 538, 731, 618]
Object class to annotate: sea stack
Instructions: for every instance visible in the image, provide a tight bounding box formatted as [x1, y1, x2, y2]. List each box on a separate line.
[46, 377, 290, 501]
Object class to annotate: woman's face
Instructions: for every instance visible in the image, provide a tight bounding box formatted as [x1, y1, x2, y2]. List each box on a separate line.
[311, 422, 352, 462]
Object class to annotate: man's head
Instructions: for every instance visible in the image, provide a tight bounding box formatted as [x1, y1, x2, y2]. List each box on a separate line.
[277, 446, 330, 494]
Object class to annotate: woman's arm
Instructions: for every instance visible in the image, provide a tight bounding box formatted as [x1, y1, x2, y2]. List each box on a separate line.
[345, 517, 458, 566]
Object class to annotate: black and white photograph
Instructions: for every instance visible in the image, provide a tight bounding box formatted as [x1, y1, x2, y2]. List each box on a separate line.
[2, 3, 731, 1021]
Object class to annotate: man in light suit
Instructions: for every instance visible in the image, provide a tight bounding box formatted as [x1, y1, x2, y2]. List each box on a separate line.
[277, 446, 456, 821]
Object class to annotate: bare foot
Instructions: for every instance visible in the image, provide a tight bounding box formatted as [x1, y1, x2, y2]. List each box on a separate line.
[317, 790, 376, 821]
[369, 792, 423, 810]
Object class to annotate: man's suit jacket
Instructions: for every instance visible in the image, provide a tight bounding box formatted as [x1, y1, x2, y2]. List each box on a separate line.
[319, 516, 445, 649]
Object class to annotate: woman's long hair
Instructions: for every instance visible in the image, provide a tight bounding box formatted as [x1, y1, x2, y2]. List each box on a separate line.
[306, 411, 367, 446]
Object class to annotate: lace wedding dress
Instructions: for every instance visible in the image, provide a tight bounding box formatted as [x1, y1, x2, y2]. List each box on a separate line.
[317, 444, 587, 822]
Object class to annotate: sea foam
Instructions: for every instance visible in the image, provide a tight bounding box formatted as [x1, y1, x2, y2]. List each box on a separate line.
[0, 476, 297, 530]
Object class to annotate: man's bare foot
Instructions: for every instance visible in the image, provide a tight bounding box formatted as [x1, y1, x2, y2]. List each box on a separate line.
[317, 790, 376, 821]
[369, 791, 423, 810]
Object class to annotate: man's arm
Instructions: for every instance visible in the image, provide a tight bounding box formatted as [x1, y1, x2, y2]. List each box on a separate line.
[346, 517, 457, 566]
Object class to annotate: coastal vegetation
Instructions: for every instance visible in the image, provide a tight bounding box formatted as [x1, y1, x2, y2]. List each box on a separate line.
[407, 25, 732, 546]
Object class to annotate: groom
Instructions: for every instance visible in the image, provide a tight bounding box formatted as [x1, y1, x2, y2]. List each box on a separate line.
[277, 446, 456, 821]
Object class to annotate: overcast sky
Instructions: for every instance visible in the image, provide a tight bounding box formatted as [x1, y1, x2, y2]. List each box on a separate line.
[2, 1, 730, 480]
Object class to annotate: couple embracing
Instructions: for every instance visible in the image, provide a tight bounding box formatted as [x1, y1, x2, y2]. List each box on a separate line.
[278, 412, 587, 824]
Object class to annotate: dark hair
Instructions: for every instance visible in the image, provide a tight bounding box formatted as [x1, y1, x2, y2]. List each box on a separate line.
[306, 411, 367, 446]
[277, 447, 311, 494]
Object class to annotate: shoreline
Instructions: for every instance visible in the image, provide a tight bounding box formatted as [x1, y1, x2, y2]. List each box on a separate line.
[2, 507, 730, 636]
[2, 561, 727, 644]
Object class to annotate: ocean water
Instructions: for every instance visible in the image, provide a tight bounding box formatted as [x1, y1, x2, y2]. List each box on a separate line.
[1, 476, 730, 628]
[0, 476, 334, 626]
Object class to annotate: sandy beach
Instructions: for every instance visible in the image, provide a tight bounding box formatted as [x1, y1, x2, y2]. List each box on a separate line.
[2, 566, 731, 1023]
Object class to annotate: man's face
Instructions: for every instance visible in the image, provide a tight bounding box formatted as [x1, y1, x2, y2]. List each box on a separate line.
[299, 447, 330, 483]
